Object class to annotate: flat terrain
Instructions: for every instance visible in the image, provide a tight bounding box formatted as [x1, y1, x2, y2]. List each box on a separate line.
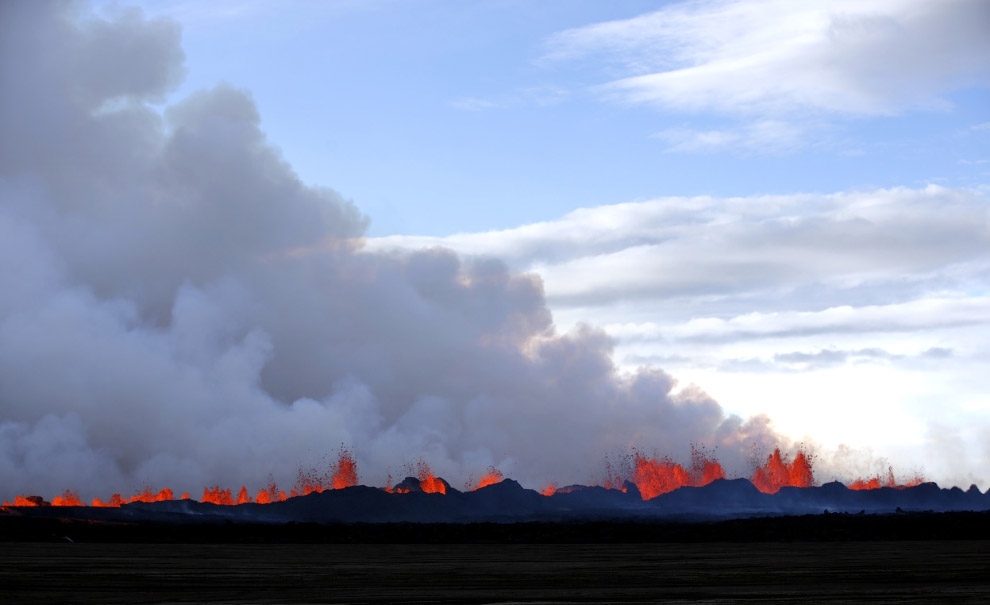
[2, 541, 988, 603]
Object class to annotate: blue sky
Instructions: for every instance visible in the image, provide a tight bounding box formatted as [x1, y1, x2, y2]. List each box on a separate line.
[130, 0, 989, 236]
[2, 0, 986, 494]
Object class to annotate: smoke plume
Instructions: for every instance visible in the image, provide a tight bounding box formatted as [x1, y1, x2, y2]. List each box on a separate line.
[0, 2, 780, 500]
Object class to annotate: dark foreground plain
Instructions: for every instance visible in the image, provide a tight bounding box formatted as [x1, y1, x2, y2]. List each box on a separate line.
[2, 540, 989, 603]
[2, 513, 988, 603]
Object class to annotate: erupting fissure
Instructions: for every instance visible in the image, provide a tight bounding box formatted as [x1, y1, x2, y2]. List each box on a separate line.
[848, 465, 924, 491]
[416, 460, 447, 495]
[2, 446, 928, 507]
[469, 467, 504, 491]
[631, 446, 728, 500]
[289, 449, 360, 498]
[750, 448, 815, 494]
[386, 460, 448, 494]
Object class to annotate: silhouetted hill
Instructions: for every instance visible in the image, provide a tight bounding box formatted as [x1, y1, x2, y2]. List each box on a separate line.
[2, 478, 987, 529]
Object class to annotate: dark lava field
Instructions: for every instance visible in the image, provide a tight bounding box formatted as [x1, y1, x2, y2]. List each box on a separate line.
[2, 539, 988, 604]
[2, 511, 989, 603]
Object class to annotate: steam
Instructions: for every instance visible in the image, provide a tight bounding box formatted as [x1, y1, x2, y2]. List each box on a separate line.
[0, 2, 780, 500]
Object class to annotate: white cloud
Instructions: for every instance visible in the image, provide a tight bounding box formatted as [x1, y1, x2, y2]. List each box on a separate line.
[654, 120, 808, 153]
[545, 0, 990, 117]
[368, 185, 990, 424]
[669, 297, 990, 342]
[372, 185, 990, 308]
[369, 184, 990, 489]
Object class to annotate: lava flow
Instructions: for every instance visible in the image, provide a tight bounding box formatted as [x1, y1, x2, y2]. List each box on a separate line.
[2, 450, 357, 508]
[469, 467, 504, 491]
[631, 447, 728, 500]
[255, 481, 288, 505]
[750, 448, 815, 494]
[289, 449, 360, 498]
[384, 459, 447, 494]
[2, 445, 931, 508]
[389, 460, 447, 494]
[90, 487, 186, 508]
[848, 465, 924, 491]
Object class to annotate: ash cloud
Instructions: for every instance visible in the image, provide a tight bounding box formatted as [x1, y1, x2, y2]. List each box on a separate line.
[0, 2, 780, 500]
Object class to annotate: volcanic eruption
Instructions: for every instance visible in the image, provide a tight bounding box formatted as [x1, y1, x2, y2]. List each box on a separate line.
[6, 445, 968, 520]
[0, 2, 984, 516]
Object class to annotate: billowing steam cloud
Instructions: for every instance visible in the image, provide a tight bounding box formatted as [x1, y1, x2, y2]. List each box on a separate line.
[0, 2, 780, 500]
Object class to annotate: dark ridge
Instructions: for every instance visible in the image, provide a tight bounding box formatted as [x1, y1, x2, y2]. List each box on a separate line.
[3, 477, 988, 529]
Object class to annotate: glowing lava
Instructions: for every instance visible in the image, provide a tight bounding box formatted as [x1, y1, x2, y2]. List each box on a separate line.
[202, 486, 235, 506]
[750, 448, 814, 494]
[470, 467, 504, 491]
[632, 447, 727, 500]
[255, 480, 287, 504]
[51, 490, 84, 507]
[0, 446, 936, 508]
[417, 461, 447, 494]
[848, 465, 924, 491]
[332, 450, 359, 490]
[289, 449, 359, 497]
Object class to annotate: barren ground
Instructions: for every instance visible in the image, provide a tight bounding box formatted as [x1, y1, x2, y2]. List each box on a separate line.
[2, 540, 988, 603]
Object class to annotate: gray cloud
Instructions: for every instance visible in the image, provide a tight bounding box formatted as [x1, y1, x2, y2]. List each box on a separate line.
[0, 2, 778, 500]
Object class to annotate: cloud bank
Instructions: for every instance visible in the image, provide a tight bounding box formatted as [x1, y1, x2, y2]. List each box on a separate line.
[542, 0, 990, 154]
[371, 185, 990, 487]
[374, 186, 990, 307]
[545, 0, 990, 116]
[0, 2, 782, 500]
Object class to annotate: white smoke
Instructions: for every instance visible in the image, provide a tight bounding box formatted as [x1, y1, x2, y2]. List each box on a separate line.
[0, 2, 781, 501]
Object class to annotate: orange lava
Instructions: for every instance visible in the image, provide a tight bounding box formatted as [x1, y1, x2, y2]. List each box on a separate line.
[290, 468, 322, 498]
[292, 448, 361, 497]
[202, 486, 235, 506]
[849, 465, 924, 490]
[51, 490, 84, 507]
[3, 495, 45, 507]
[87, 488, 175, 507]
[128, 487, 175, 504]
[470, 467, 504, 491]
[92, 494, 124, 507]
[332, 450, 359, 490]
[691, 446, 728, 485]
[416, 461, 447, 494]
[631, 447, 727, 500]
[633, 455, 690, 499]
[255, 480, 287, 504]
[600, 454, 629, 493]
[4, 445, 944, 508]
[751, 448, 814, 494]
